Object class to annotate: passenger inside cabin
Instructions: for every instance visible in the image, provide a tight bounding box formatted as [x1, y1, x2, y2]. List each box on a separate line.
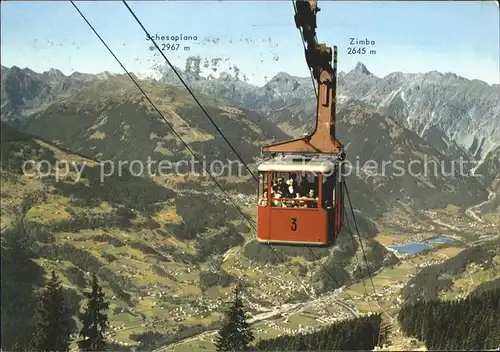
[273, 178, 286, 196]
[312, 175, 319, 190]
[306, 189, 318, 208]
[269, 173, 320, 208]
[286, 173, 299, 198]
[272, 193, 283, 207]
[296, 193, 309, 208]
[299, 176, 310, 196]
[258, 188, 268, 206]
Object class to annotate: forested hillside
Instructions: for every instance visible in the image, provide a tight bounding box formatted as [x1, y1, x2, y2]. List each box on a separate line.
[255, 313, 383, 351]
[400, 238, 500, 303]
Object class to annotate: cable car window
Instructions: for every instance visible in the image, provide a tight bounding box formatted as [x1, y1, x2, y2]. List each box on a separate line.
[270, 172, 319, 208]
[258, 172, 268, 207]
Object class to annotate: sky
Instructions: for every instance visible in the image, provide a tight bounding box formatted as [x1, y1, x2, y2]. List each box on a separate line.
[1, 1, 499, 86]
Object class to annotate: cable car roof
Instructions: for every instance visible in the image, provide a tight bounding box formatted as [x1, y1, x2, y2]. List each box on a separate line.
[257, 154, 340, 173]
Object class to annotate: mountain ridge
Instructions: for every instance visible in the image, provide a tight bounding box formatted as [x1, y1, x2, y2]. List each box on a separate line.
[0, 62, 495, 214]
[148, 60, 499, 163]
[2, 70, 490, 217]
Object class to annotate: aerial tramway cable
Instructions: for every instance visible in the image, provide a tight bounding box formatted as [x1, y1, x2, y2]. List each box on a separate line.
[121, 0, 259, 184]
[121, 0, 357, 300]
[124, 0, 367, 306]
[74, 0, 365, 318]
[344, 181, 377, 294]
[343, 206, 372, 310]
[70, 0, 315, 299]
[69, 1, 254, 229]
[77, 0, 396, 339]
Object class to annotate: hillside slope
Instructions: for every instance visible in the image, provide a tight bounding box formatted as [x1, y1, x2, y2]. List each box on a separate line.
[335, 104, 488, 215]
[6, 70, 489, 217]
[400, 237, 500, 303]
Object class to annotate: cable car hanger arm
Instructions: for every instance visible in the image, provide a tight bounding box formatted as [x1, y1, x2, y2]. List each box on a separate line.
[263, 0, 343, 156]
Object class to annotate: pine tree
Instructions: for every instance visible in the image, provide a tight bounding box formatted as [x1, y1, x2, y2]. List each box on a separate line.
[35, 270, 73, 352]
[1, 220, 43, 350]
[78, 274, 110, 351]
[11, 336, 22, 352]
[215, 284, 254, 351]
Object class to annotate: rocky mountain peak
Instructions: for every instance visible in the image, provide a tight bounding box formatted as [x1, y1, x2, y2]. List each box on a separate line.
[45, 68, 64, 77]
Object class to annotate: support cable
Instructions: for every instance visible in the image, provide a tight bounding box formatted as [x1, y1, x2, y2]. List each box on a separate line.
[344, 180, 376, 294]
[121, 0, 320, 298]
[344, 205, 372, 311]
[122, 0, 258, 183]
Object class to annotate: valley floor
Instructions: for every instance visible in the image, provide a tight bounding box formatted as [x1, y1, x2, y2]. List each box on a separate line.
[1, 161, 498, 351]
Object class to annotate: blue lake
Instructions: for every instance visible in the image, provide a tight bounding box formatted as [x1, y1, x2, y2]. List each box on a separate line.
[428, 236, 455, 243]
[389, 243, 431, 254]
[389, 237, 456, 254]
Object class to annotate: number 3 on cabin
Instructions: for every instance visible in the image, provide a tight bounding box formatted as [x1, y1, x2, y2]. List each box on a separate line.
[290, 217, 297, 231]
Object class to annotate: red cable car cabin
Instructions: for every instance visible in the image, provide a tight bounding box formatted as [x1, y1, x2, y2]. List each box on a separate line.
[256, 0, 345, 247]
[256, 156, 344, 246]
